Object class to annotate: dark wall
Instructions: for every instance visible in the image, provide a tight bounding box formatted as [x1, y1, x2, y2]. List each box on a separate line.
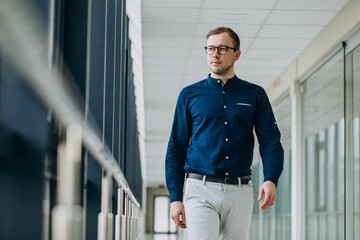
[0, 0, 143, 239]
[0, 0, 50, 238]
[0, 36, 48, 240]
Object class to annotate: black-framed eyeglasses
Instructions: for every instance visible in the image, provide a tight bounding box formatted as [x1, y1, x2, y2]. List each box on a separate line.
[204, 45, 238, 55]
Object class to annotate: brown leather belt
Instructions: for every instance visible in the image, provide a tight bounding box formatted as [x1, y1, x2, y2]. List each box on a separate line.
[186, 172, 250, 185]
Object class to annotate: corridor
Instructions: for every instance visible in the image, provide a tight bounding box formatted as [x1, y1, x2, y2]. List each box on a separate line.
[0, 0, 359, 239]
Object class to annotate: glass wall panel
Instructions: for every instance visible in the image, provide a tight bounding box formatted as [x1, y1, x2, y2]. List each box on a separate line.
[154, 196, 170, 233]
[302, 50, 344, 240]
[153, 196, 176, 234]
[249, 160, 261, 240]
[249, 95, 291, 240]
[351, 44, 360, 240]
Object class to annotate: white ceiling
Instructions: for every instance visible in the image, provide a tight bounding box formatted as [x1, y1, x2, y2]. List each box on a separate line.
[141, 0, 349, 187]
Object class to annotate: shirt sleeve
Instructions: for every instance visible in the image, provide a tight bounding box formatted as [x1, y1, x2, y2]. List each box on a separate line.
[254, 87, 284, 186]
[165, 89, 192, 202]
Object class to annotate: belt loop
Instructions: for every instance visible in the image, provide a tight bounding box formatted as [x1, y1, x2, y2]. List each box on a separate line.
[238, 177, 242, 188]
[202, 175, 206, 185]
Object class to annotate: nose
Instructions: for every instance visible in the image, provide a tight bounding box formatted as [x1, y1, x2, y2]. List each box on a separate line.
[212, 48, 220, 56]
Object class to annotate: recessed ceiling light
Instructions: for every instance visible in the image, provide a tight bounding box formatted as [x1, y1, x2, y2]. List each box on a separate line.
[223, 13, 247, 21]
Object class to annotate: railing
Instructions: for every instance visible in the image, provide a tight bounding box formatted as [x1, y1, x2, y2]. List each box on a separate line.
[305, 211, 344, 240]
[0, 0, 141, 239]
[250, 213, 291, 240]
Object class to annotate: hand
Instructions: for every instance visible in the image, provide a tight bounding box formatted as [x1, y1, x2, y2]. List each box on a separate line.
[170, 201, 187, 229]
[258, 181, 276, 210]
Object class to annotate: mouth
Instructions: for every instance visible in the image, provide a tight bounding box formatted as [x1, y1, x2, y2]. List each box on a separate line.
[211, 61, 221, 65]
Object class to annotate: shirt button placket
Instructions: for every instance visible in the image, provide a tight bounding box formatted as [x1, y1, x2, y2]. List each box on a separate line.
[223, 87, 230, 172]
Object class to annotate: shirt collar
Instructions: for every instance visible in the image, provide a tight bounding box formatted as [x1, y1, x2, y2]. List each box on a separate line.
[207, 74, 239, 88]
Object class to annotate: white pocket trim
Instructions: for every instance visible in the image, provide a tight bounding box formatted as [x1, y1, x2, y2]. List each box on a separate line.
[236, 103, 252, 107]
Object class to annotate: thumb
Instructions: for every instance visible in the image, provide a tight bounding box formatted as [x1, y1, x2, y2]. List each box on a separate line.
[258, 187, 264, 201]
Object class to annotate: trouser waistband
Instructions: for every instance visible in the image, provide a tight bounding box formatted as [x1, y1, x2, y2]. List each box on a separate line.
[186, 172, 251, 185]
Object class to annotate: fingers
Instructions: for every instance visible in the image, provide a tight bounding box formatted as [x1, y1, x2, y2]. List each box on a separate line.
[257, 187, 264, 201]
[258, 181, 277, 210]
[176, 207, 187, 229]
[171, 214, 181, 228]
[260, 193, 276, 210]
[260, 192, 272, 210]
[170, 201, 187, 229]
[259, 190, 276, 210]
[181, 206, 186, 225]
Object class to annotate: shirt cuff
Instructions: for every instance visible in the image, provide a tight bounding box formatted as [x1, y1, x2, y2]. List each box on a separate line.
[169, 191, 183, 203]
[264, 173, 280, 187]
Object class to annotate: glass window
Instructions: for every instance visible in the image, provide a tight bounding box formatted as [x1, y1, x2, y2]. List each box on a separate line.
[302, 50, 345, 240]
[153, 196, 176, 234]
[351, 44, 360, 240]
[249, 95, 291, 240]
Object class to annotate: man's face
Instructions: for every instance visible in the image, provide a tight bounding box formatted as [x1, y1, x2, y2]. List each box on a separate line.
[206, 32, 241, 77]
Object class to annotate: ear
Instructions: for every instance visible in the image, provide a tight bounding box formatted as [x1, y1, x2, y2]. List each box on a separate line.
[234, 50, 241, 61]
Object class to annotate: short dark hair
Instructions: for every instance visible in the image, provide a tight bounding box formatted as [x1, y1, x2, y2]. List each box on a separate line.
[206, 26, 240, 50]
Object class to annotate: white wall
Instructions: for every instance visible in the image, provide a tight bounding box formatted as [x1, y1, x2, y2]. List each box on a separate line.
[265, 1, 360, 239]
[267, 0, 360, 103]
[127, 0, 147, 236]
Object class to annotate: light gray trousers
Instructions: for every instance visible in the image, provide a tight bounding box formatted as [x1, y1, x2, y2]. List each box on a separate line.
[184, 178, 254, 240]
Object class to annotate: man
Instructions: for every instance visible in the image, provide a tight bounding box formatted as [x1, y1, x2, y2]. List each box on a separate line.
[165, 26, 284, 239]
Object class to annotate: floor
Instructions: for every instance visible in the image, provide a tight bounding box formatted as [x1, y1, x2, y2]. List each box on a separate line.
[140, 230, 186, 240]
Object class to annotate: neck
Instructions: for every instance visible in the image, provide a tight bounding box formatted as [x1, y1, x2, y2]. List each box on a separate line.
[211, 72, 235, 84]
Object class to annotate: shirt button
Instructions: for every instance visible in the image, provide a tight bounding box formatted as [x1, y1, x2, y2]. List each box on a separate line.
[223, 105, 227, 109]
[225, 138, 229, 141]
[223, 91, 225, 94]
[225, 173, 229, 176]
[226, 156, 229, 159]
[224, 121, 228, 125]
[217, 80, 221, 83]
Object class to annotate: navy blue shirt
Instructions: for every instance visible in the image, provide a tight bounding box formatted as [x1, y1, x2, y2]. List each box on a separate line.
[165, 75, 284, 202]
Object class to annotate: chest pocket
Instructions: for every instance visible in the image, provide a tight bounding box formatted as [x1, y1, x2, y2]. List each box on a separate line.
[233, 101, 255, 122]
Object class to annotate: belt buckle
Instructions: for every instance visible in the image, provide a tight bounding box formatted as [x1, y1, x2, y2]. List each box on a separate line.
[224, 177, 234, 184]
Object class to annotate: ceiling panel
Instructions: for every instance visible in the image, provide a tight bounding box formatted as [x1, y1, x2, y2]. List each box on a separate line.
[144, 96, 178, 105]
[143, 57, 188, 66]
[238, 68, 284, 77]
[144, 66, 185, 75]
[195, 23, 262, 38]
[142, 23, 197, 36]
[143, 0, 203, 8]
[237, 59, 291, 68]
[187, 57, 207, 67]
[143, 36, 193, 47]
[143, 47, 190, 58]
[276, 0, 348, 11]
[252, 38, 312, 50]
[145, 116, 174, 129]
[259, 25, 324, 38]
[245, 49, 301, 60]
[145, 89, 180, 98]
[267, 10, 338, 25]
[189, 46, 208, 58]
[199, 9, 270, 24]
[144, 75, 183, 82]
[146, 142, 168, 156]
[185, 66, 209, 76]
[143, 8, 200, 23]
[203, 0, 277, 9]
